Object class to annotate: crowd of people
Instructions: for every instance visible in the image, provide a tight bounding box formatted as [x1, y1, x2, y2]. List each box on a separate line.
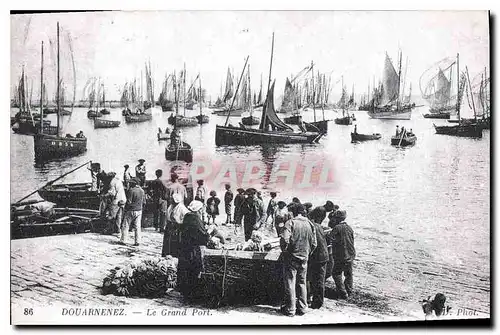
[89, 160, 356, 317]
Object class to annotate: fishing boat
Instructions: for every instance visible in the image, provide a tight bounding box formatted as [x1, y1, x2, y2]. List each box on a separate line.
[167, 69, 198, 127]
[368, 52, 415, 120]
[159, 73, 175, 112]
[212, 108, 244, 116]
[471, 67, 490, 129]
[125, 112, 152, 123]
[241, 115, 260, 126]
[391, 132, 417, 146]
[335, 77, 354, 125]
[420, 58, 457, 119]
[34, 23, 87, 161]
[351, 132, 381, 142]
[196, 77, 210, 124]
[87, 110, 102, 118]
[94, 118, 120, 129]
[165, 140, 193, 163]
[240, 64, 260, 126]
[99, 87, 110, 114]
[305, 120, 328, 133]
[433, 55, 483, 138]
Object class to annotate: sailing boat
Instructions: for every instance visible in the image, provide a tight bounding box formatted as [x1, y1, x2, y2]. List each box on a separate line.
[334, 77, 353, 125]
[143, 61, 154, 111]
[34, 22, 87, 160]
[213, 68, 245, 116]
[420, 59, 456, 119]
[87, 79, 102, 118]
[159, 74, 174, 112]
[99, 85, 110, 114]
[470, 68, 490, 129]
[125, 72, 153, 123]
[121, 82, 131, 115]
[12, 46, 57, 136]
[433, 54, 483, 138]
[167, 69, 198, 127]
[215, 35, 324, 146]
[368, 51, 414, 120]
[241, 65, 260, 126]
[195, 76, 209, 124]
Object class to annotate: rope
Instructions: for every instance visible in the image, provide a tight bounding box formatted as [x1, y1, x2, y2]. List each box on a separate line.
[221, 249, 229, 301]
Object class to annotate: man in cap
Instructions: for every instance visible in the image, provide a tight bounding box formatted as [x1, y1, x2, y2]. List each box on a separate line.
[167, 173, 187, 205]
[241, 188, 265, 241]
[280, 203, 317, 316]
[104, 171, 127, 234]
[120, 177, 145, 246]
[328, 209, 355, 299]
[150, 169, 168, 232]
[162, 193, 189, 257]
[233, 188, 246, 232]
[177, 200, 210, 301]
[135, 159, 146, 187]
[307, 206, 329, 309]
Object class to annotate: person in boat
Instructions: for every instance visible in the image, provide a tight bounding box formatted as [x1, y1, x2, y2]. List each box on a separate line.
[150, 169, 168, 232]
[240, 188, 265, 241]
[274, 200, 291, 237]
[135, 159, 146, 187]
[120, 177, 145, 246]
[162, 193, 189, 257]
[353, 124, 358, 134]
[307, 206, 329, 309]
[233, 188, 246, 232]
[177, 200, 210, 302]
[327, 209, 355, 299]
[76, 130, 85, 138]
[167, 173, 187, 205]
[266, 192, 278, 228]
[223, 184, 234, 226]
[279, 202, 317, 317]
[206, 190, 221, 225]
[123, 164, 132, 191]
[104, 171, 127, 234]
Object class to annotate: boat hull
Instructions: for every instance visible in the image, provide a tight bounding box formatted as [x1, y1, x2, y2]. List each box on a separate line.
[351, 132, 381, 142]
[334, 116, 352, 125]
[433, 124, 483, 138]
[165, 142, 193, 163]
[100, 109, 110, 115]
[423, 112, 450, 119]
[283, 115, 302, 125]
[94, 118, 121, 128]
[34, 134, 87, 160]
[87, 110, 102, 118]
[168, 114, 198, 127]
[161, 103, 174, 112]
[241, 115, 260, 126]
[196, 114, 210, 124]
[212, 108, 244, 116]
[368, 107, 412, 120]
[12, 120, 58, 136]
[390, 135, 417, 146]
[125, 114, 152, 123]
[305, 120, 329, 133]
[215, 125, 323, 146]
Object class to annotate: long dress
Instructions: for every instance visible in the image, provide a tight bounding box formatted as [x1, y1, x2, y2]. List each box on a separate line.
[176, 211, 210, 300]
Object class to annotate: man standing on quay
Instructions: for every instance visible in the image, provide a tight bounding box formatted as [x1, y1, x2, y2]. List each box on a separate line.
[279, 203, 317, 316]
[120, 178, 145, 246]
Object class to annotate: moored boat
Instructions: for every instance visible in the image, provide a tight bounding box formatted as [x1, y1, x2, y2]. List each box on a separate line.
[196, 114, 209, 124]
[283, 114, 302, 125]
[241, 115, 260, 126]
[305, 120, 328, 133]
[100, 108, 110, 115]
[390, 133, 417, 146]
[212, 107, 244, 116]
[168, 114, 198, 127]
[433, 122, 482, 138]
[423, 111, 451, 119]
[125, 112, 152, 123]
[165, 141, 193, 163]
[351, 132, 381, 142]
[334, 115, 352, 125]
[94, 118, 120, 129]
[87, 110, 102, 118]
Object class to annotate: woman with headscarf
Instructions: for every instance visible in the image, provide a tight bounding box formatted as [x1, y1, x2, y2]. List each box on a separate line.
[177, 200, 210, 301]
[162, 193, 189, 257]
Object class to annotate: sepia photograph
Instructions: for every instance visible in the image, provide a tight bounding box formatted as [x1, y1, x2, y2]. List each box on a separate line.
[9, 9, 490, 325]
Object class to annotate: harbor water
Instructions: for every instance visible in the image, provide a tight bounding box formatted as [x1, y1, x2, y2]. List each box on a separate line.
[10, 105, 490, 316]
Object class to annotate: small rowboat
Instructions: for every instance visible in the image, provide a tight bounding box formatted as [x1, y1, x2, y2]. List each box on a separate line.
[305, 120, 329, 133]
[165, 141, 193, 163]
[391, 133, 417, 147]
[87, 110, 102, 118]
[334, 116, 352, 125]
[100, 108, 110, 115]
[196, 114, 210, 124]
[125, 113, 152, 123]
[351, 132, 381, 142]
[94, 118, 121, 129]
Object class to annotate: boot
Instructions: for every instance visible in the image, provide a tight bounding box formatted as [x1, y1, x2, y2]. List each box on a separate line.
[334, 275, 348, 299]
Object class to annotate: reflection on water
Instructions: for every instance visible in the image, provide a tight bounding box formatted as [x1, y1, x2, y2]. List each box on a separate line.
[10, 106, 490, 315]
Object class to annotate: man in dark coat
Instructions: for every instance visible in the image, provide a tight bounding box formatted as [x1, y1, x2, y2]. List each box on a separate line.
[177, 200, 210, 301]
[241, 188, 264, 241]
[307, 206, 329, 309]
[279, 203, 317, 316]
[150, 169, 168, 231]
[328, 209, 356, 299]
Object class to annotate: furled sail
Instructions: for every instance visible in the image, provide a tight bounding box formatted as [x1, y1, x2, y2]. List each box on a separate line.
[280, 78, 295, 113]
[259, 81, 293, 132]
[223, 68, 234, 103]
[380, 53, 399, 106]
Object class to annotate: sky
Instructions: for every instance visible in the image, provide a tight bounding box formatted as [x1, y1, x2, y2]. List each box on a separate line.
[10, 10, 489, 103]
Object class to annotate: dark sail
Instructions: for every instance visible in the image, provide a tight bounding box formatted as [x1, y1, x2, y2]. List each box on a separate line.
[259, 81, 293, 132]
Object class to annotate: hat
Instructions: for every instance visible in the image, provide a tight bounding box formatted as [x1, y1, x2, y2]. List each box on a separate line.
[292, 197, 301, 204]
[246, 188, 257, 195]
[172, 193, 182, 204]
[197, 179, 204, 185]
[138, 159, 145, 163]
[333, 209, 347, 220]
[303, 202, 313, 209]
[209, 190, 217, 197]
[308, 206, 326, 223]
[237, 188, 245, 194]
[188, 200, 204, 212]
[270, 192, 277, 197]
[107, 171, 116, 178]
[289, 203, 305, 216]
[324, 200, 334, 212]
[124, 164, 129, 169]
[277, 201, 287, 207]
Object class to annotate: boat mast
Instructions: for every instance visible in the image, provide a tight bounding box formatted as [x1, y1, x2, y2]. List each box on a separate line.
[260, 32, 274, 130]
[224, 56, 249, 127]
[199, 74, 203, 117]
[396, 50, 402, 111]
[40, 41, 44, 134]
[465, 66, 477, 121]
[183, 63, 186, 116]
[248, 63, 253, 117]
[174, 71, 179, 116]
[456, 53, 460, 120]
[312, 61, 316, 122]
[56, 22, 60, 135]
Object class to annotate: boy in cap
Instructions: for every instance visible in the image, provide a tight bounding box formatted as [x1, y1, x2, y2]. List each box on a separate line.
[223, 184, 234, 225]
[206, 190, 220, 225]
[135, 159, 146, 187]
[328, 209, 355, 299]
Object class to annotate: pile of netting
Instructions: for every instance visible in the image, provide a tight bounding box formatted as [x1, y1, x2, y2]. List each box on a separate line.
[101, 256, 178, 297]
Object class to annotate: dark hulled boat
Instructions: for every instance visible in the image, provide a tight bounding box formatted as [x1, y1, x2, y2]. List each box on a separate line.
[168, 114, 198, 127]
[125, 112, 152, 123]
[351, 132, 381, 142]
[305, 120, 328, 133]
[283, 114, 302, 125]
[433, 122, 482, 138]
[390, 133, 417, 146]
[165, 141, 193, 163]
[196, 114, 209, 124]
[100, 108, 110, 115]
[94, 118, 120, 129]
[12, 120, 58, 136]
[334, 115, 352, 125]
[241, 115, 260, 126]
[87, 110, 102, 118]
[423, 111, 451, 119]
[212, 107, 244, 116]
[161, 102, 174, 112]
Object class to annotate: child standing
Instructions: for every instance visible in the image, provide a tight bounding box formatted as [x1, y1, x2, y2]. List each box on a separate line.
[206, 190, 221, 225]
[274, 200, 291, 237]
[223, 184, 234, 225]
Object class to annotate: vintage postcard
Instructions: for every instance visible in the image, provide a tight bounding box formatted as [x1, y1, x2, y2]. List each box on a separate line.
[10, 10, 490, 325]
